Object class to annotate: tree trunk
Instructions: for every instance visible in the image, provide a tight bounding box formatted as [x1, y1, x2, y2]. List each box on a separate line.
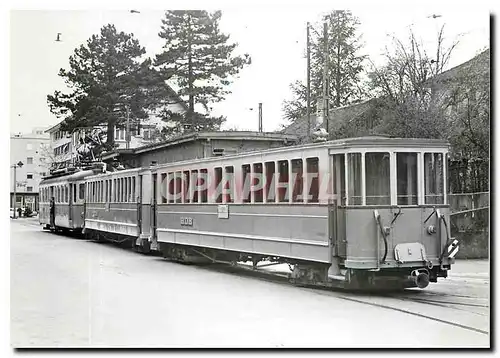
[107, 119, 115, 147]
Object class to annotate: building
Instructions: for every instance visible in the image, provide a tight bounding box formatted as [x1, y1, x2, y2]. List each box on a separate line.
[10, 127, 50, 211]
[101, 131, 299, 169]
[45, 85, 189, 171]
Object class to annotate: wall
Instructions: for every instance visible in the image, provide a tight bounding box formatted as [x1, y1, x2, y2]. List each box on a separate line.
[449, 192, 489, 259]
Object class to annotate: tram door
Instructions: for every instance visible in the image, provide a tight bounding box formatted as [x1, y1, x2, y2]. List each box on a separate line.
[49, 186, 55, 227]
[68, 184, 73, 224]
[136, 175, 142, 235]
[332, 154, 347, 258]
[151, 174, 157, 241]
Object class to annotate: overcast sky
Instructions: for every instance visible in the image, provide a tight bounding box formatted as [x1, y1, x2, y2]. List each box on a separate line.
[9, 4, 490, 135]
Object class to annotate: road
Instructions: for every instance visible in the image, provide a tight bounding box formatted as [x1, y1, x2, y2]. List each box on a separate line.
[10, 218, 490, 348]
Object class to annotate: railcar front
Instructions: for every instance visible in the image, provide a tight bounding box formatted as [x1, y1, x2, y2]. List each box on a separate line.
[328, 137, 458, 289]
[39, 169, 97, 232]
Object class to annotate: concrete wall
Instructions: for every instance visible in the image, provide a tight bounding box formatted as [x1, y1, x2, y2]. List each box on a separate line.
[449, 192, 489, 259]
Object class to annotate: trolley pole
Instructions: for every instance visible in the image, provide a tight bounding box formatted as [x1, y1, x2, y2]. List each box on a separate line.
[306, 22, 311, 141]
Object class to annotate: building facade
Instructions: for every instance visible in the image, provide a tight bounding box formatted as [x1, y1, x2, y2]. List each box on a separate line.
[101, 131, 298, 169]
[10, 127, 51, 211]
[45, 86, 188, 171]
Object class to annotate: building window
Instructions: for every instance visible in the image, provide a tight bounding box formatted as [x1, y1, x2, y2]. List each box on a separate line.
[27, 157, 33, 164]
[27, 186, 33, 192]
[27, 173, 33, 179]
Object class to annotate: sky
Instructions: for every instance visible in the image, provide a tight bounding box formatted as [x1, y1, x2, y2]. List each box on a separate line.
[8, 3, 491, 135]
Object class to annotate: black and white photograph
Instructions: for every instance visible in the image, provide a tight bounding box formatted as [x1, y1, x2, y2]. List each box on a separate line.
[6, 1, 491, 349]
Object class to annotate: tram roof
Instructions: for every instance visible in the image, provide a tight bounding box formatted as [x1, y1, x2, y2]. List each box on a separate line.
[147, 135, 449, 170]
[39, 169, 98, 185]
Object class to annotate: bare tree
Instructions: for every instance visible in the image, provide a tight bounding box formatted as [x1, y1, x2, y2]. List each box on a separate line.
[367, 25, 460, 138]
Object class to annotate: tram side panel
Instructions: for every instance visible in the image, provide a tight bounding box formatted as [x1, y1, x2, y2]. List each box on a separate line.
[85, 202, 139, 237]
[155, 204, 331, 264]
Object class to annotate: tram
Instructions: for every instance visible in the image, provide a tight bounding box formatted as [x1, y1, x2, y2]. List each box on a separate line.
[39, 136, 459, 289]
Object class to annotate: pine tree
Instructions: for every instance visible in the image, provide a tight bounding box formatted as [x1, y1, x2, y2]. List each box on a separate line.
[47, 24, 160, 152]
[154, 10, 251, 133]
[282, 10, 366, 124]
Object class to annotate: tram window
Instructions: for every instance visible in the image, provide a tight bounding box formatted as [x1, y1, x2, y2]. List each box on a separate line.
[58, 187, 61, 203]
[332, 154, 346, 205]
[200, 169, 208, 203]
[306, 157, 319, 203]
[65, 185, 69, 203]
[128, 177, 132, 202]
[225, 166, 234, 203]
[265, 162, 276, 203]
[175, 172, 182, 204]
[291, 159, 303, 203]
[253, 163, 263, 203]
[79, 183, 85, 200]
[347, 153, 362, 205]
[166, 173, 174, 203]
[242, 164, 251, 203]
[424, 153, 444, 204]
[183, 171, 190, 203]
[122, 178, 125, 202]
[160, 174, 167, 203]
[214, 167, 223, 203]
[125, 178, 129, 203]
[132, 177, 135, 202]
[277, 160, 289, 203]
[127, 178, 131, 202]
[365, 152, 390, 205]
[397, 153, 418, 205]
[191, 170, 199, 203]
[118, 179, 121, 202]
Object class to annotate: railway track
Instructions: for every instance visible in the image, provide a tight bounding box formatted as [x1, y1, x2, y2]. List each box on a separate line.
[24, 224, 490, 340]
[207, 262, 490, 337]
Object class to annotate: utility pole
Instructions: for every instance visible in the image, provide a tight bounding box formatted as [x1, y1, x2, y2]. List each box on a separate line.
[322, 21, 329, 133]
[258, 103, 263, 132]
[306, 22, 311, 141]
[11, 161, 23, 219]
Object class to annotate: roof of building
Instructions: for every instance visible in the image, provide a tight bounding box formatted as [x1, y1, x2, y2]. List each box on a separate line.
[282, 48, 490, 140]
[429, 49, 490, 84]
[101, 131, 298, 160]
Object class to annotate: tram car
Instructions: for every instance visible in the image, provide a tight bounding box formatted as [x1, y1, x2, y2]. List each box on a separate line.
[39, 164, 105, 233]
[142, 136, 458, 289]
[39, 136, 460, 289]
